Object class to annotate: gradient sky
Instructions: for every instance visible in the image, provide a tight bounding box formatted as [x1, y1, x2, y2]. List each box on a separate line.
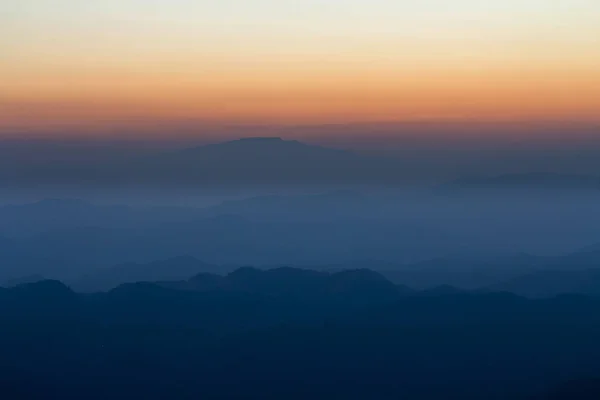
[1, 0, 599, 136]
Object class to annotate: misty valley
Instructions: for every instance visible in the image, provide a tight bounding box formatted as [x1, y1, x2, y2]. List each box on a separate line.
[2, 138, 600, 399]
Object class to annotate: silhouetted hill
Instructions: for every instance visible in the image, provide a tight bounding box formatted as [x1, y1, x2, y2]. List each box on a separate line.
[550, 249, 600, 268]
[53, 248, 600, 295]
[0, 280, 79, 319]
[489, 268, 600, 298]
[377, 250, 600, 292]
[73, 256, 227, 292]
[11, 280, 74, 297]
[225, 267, 327, 295]
[2, 274, 46, 288]
[184, 272, 228, 291]
[0, 137, 403, 186]
[377, 253, 544, 289]
[478, 249, 600, 297]
[130, 137, 400, 185]
[179, 137, 351, 161]
[326, 268, 403, 299]
[4, 276, 600, 399]
[419, 284, 465, 296]
[156, 267, 407, 303]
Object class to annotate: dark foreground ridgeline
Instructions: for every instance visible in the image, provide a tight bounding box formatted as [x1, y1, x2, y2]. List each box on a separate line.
[2, 267, 600, 399]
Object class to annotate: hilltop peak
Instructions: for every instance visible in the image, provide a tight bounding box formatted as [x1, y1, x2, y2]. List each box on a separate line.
[132, 136, 383, 185]
[179, 136, 321, 154]
[235, 136, 284, 142]
[211, 137, 304, 148]
[12, 280, 75, 299]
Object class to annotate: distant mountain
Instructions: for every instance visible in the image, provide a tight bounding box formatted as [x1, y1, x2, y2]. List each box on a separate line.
[544, 249, 600, 270]
[2, 274, 46, 288]
[9, 280, 74, 298]
[129, 137, 401, 185]
[0, 280, 78, 317]
[0, 137, 405, 185]
[106, 248, 600, 297]
[375, 253, 544, 290]
[73, 256, 228, 292]
[479, 248, 600, 297]
[377, 249, 600, 294]
[178, 136, 351, 160]
[157, 267, 407, 302]
[489, 267, 600, 298]
[418, 284, 465, 296]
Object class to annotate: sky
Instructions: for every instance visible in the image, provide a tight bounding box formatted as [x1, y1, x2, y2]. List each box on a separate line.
[1, 0, 600, 137]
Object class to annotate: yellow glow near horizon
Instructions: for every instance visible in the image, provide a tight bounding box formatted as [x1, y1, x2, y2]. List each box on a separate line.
[1, 0, 599, 134]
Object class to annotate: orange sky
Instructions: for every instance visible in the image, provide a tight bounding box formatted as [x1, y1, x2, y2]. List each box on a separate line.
[2, 0, 599, 136]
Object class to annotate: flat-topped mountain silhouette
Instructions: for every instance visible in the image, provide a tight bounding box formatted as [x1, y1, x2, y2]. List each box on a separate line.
[0, 137, 402, 185]
[178, 137, 351, 161]
[125, 137, 399, 185]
